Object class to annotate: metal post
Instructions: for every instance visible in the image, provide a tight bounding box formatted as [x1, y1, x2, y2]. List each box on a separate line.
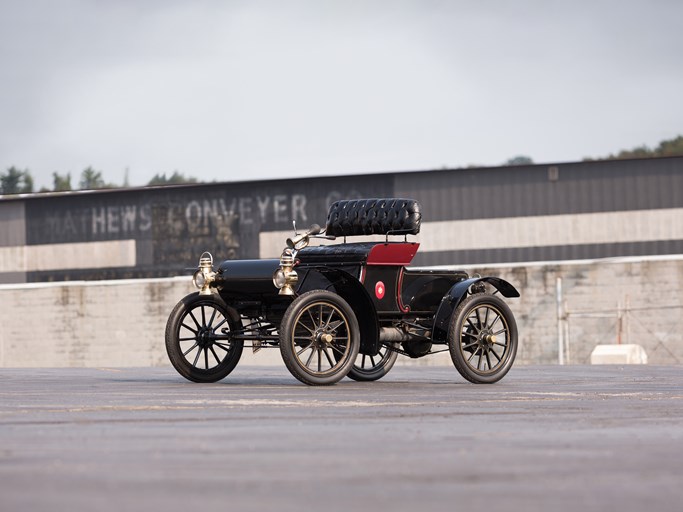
[556, 277, 564, 365]
[565, 311, 570, 364]
[616, 300, 622, 345]
[625, 295, 630, 345]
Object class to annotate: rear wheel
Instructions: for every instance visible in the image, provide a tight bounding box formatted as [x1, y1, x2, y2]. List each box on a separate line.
[347, 343, 399, 382]
[165, 293, 244, 383]
[280, 290, 360, 386]
[448, 293, 518, 384]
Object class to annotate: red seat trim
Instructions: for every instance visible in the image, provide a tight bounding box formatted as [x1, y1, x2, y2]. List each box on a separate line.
[366, 243, 419, 266]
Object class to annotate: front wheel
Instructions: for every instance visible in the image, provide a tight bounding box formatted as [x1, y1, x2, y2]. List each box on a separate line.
[165, 292, 244, 383]
[280, 290, 360, 386]
[448, 293, 518, 384]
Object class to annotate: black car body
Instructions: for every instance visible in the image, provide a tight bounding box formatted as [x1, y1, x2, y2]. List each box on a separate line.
[166, 198, 520, 385]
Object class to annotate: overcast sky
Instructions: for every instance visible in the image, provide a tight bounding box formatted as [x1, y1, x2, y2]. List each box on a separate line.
[1, 0, 682, 190]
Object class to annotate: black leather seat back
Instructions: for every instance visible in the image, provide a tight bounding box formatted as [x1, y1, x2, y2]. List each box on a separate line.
[325, 198, 421, 237]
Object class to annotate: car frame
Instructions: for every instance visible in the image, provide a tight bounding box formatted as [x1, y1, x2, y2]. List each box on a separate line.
[165, 198, 520, 385]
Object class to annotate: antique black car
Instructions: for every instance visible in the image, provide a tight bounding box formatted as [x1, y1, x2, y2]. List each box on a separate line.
[166, 198, 519, 385]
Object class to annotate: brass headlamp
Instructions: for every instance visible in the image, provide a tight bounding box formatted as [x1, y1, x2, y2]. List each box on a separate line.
[193, 252, 216, 295]
[273, 248, 298, 296]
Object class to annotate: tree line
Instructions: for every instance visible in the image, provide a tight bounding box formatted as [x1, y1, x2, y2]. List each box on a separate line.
[2, 135, 682, 195]
[0, 167, 197, 195]
[502, 134, 683, 167]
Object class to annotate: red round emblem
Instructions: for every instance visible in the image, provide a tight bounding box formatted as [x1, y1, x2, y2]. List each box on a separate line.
[375, 281, 385, 299]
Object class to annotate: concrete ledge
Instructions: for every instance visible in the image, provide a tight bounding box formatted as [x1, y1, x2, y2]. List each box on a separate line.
[590, 344, 648, 364]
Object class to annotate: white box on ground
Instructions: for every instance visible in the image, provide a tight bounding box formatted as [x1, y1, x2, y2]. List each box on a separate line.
[590, 344, 648, 365]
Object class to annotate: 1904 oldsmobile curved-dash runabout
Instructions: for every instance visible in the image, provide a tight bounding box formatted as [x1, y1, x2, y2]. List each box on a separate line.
[166, 198, 520, 386]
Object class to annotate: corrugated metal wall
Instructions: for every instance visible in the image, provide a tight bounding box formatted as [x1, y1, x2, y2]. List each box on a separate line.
[1, 157, 682, 283]
[0, 201, 26, 283]
[395, 157, 683, 265]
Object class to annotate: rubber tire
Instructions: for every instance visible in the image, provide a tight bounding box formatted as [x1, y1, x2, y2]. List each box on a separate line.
[347, 344, 399, 382]
[448, 293, 518, 384]
[165, 292, 244, 383]
[280, 290, 360, 386]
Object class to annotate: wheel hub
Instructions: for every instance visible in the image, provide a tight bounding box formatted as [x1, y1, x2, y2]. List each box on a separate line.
[479, 330, 496, 349]
[314, 330, 334, 348]
[198, 328, 213, 349]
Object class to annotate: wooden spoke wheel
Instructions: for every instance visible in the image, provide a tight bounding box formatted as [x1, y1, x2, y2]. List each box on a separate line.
[448, 293, 518, 384]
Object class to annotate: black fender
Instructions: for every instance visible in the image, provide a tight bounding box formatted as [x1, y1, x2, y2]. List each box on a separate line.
[296, 267, 380, 356]
[432, 277, 520, 343]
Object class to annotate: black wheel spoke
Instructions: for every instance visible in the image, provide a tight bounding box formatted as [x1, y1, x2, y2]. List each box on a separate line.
[307, 308, 318, 329]
[299, 320, 316, 336]
[317, 349, 322, 372]
[463, 339, 478, 349]
[179, 336, 197, 342]
[328, 320, 344, 331]
[485, 350, 493, 370]
[490, 349, 502, 363]
[204, 347, 209, 369]
[296, 342, 315, 357]
[488, 312, 501, 330]
[209, 345, 222, 365]
[322, 347, 335, 368]
[466, 318, 480, 333]
[183, 342, 198, 357]
[215, 342, 232, 352]
[207, 307, 217, 328]
[304, 347, 316, 367]
[201, 306, 207, 328]
[323, 309, 335, 330]
[189, 311, 201, 330]
[493, 327, 507, 336]
[192, 347, 201, 367]
[330, 343, 346, 356]
[181, 323, 198, 334]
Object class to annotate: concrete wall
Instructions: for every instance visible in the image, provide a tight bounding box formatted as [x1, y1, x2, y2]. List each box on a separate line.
[1, 256, 682, 368]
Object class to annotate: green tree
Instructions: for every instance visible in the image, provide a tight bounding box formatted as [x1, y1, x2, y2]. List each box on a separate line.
[504, 155, 534, 166]
[53, 172, 72, 192]
[148, 171, 198, 186]
[79, 166, 107, 189]
[653, 135, 683, 157]
[0, 166, 34, 195]
[590, 135, 683, 161]
[612, 145, 652, 159]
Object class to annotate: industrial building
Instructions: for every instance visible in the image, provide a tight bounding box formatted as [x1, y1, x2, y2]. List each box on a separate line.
[1, 156, 682, 284]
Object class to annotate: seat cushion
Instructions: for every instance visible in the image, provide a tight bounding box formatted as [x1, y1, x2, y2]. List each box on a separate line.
[325, 198, 421, 237]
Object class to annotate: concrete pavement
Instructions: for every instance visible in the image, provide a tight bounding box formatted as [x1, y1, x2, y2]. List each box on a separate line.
[0, 364, 681, 512]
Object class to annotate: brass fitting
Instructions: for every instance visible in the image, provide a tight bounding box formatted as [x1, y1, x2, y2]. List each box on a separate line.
[192, 252, 216, 295]
[273, 248, 298, 296]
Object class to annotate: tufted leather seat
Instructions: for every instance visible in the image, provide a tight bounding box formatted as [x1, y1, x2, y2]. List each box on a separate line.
[325, 198, 421, 237]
